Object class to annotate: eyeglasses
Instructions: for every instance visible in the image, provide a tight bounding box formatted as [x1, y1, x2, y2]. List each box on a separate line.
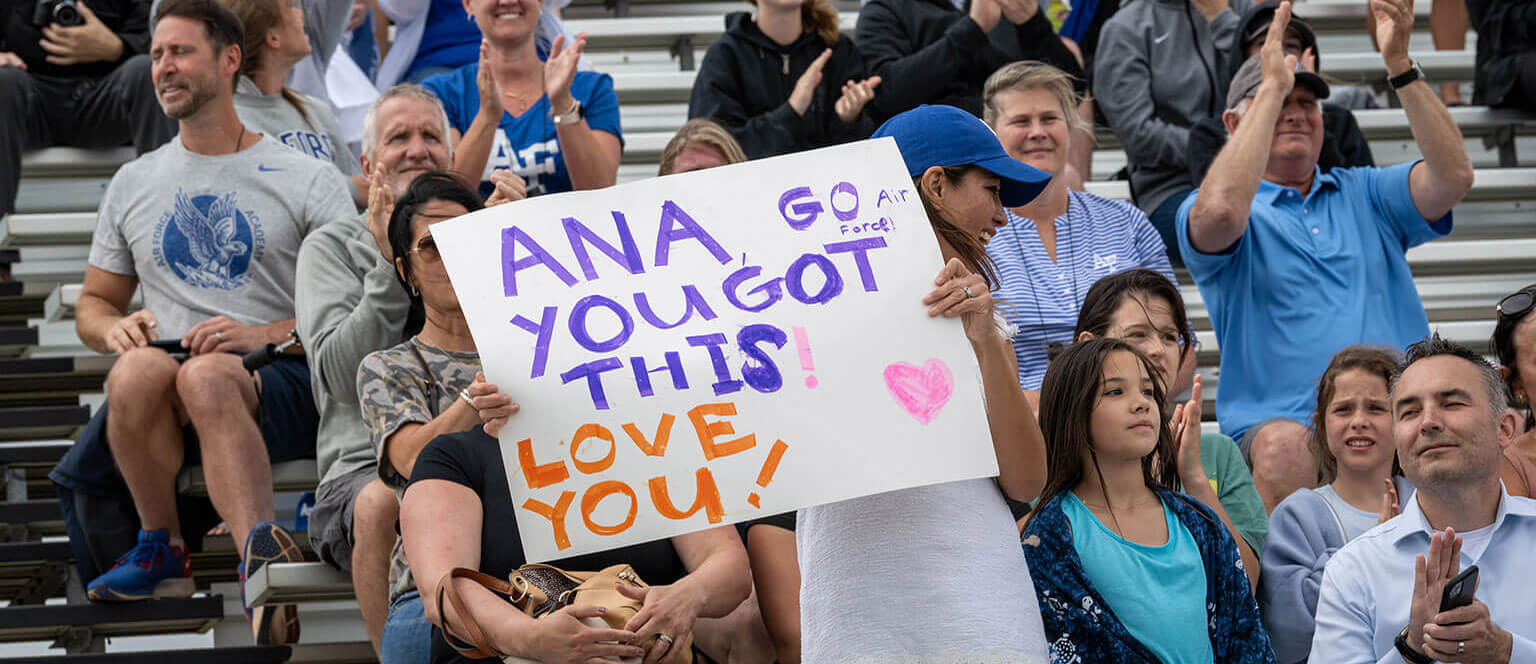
[1497, 290, 1534, 320]
[408, 235, 440, 263]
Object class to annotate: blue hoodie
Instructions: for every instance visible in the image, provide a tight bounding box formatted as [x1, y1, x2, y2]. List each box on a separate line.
[1259, 478, 1415, 664]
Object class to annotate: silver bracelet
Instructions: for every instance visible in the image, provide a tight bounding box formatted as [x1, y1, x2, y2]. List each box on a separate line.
[459, 388, 474, 408]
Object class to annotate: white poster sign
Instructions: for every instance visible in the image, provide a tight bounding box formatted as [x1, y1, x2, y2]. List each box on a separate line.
[432, 139, 999, 562]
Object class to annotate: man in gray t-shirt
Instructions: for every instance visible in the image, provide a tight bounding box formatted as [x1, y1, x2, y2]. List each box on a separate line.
[70, 0, 352, 646]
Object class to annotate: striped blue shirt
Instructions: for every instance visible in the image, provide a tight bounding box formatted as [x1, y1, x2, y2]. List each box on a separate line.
[987, 190, 1175, 389]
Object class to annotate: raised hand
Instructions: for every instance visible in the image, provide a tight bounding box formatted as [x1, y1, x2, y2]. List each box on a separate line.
[1259, 1, 1299, 96]
[1405, 529, 1463, 657]
[476, 40, 503, 120]
[1371, 0, 1415, 74]
[1175, 374, 1207, 486]
[1378, 477, 1402, 524]
[996, 0, 1041, 24]
[545, 33, 588, 115]
[366, 165, 396, 261]
[834, 76, 881, 124]
[969, 0, 1002, 32]
[789, 49, 833, 116]
[485, 169, 527, 207]
[924, 258, 998, 346]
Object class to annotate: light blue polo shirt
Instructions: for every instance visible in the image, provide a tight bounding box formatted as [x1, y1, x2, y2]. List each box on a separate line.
[1176, 161, 1451, 440]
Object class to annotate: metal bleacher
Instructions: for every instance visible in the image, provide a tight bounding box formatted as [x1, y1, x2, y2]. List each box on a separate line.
[0, 0, 1531, 660]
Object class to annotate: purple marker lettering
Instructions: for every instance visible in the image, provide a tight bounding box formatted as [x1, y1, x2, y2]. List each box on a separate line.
[560, 357, 623, 410]
[568, 294, 635, 353]
[785, 253, 844, 304]
[829, 181, 859, 221]
[633, 284, 718, 329]
[824, 237, 887, 292]
[510, 306, 558, 378]
[562, 211, 643, 281]
[722, 265, 784, 313]
[630, 351, 689, 398]
[737, 323, 787, 394]
[778, 186, 822, 231]
[686, 333, 743, 396]
[655, 200, 731, 267]
[502, 226, 577, 297]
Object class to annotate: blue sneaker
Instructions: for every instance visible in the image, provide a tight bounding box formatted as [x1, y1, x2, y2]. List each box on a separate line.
[86, 529, 194, 602]
[242, 521, 302, 645]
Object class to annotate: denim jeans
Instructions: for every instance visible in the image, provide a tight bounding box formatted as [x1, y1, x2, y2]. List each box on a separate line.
[381, 590, 433, 664]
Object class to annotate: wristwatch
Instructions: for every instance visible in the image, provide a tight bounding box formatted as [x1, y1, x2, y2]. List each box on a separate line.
[1395, 626, 1434, 664]
[551, 99, 584, 125]
[1388, 60, 1427, 90]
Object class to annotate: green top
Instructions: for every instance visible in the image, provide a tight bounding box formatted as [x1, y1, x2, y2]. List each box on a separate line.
[1190, 432, 1269, 555]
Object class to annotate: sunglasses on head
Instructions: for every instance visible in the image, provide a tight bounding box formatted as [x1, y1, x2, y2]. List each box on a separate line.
[1497, 289, 1535, 320]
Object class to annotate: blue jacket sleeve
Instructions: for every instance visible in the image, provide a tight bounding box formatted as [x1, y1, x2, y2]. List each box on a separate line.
[1260, 491, 1343, 664]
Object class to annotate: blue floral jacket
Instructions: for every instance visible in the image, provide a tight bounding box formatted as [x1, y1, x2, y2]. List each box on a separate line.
[1022, 487, 1276, 664]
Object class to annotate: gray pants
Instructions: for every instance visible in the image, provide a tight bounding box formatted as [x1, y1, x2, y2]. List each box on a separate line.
[0, 54, 176, 216]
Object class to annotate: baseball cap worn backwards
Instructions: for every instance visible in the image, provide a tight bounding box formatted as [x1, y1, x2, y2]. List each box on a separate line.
[871, 104, 1053, 208]
[1226, 52, 1330, 111]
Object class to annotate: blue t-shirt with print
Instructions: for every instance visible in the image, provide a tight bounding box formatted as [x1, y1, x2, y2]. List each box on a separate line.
[423, 66, 623, 197]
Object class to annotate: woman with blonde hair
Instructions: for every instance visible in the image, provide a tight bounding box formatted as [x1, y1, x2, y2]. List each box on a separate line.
[657, 118, 748, 175]
[221, 0, 366, 204]
[688, 0, 881, 159]
[981, 61, 1174, 396]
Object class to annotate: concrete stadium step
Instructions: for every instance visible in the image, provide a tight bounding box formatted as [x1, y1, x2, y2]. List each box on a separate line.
[0, 595, 225, 644]
[0, 646, 293, 664]
[0, 405, 91, 442]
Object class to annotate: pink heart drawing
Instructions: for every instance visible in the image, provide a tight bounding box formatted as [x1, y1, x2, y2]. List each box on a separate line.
[883, 359, 954, 425]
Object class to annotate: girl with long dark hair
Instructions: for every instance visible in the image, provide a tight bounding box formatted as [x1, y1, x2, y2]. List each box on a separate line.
[1023, 338, 1273, 663]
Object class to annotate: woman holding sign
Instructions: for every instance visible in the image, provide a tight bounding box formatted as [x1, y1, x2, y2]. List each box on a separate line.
[420, 0, 622, 198]
[795, 104, 1053, 661]
[383, 174, 753, 664]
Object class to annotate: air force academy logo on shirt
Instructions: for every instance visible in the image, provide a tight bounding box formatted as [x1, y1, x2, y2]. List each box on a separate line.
[152, 188, 264, 291]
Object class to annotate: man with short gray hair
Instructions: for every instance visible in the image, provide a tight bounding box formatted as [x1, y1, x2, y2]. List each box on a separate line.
[1312, 333, 1536, 663]
[295, 82, 457, 660]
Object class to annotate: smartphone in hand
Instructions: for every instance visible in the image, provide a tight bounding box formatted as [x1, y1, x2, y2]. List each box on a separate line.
[1439, 565, 1479, 613]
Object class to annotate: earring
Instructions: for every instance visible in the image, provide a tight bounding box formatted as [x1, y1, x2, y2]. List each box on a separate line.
[408, 283, 420, 297]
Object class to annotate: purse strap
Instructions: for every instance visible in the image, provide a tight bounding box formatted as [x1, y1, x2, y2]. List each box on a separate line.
[436, 567, 529, 659]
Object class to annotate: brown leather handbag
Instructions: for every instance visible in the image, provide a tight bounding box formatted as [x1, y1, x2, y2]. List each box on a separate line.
[436, 563, 694, 663]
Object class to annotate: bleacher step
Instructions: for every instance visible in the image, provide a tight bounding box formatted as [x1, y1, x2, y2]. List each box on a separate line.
[0, 646, 292, 664]
[0, 540, 72, 564]
[0, 595, 224, 644]
[0, 405, 91, 442]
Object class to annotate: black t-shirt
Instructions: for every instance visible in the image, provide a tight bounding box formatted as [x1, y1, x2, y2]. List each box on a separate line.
[409, 426, 689, 664]
[1, 0, 150, 78]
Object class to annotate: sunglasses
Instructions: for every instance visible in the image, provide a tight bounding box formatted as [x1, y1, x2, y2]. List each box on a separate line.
[408, 235, 440, 263]
[1497, 290, 1535, 320]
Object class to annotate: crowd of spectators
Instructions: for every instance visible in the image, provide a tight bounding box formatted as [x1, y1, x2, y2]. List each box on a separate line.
[1, 0, 1532, 661]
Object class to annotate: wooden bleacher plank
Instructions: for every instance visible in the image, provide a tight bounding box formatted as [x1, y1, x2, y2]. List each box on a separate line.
[0, 595, 224, 644]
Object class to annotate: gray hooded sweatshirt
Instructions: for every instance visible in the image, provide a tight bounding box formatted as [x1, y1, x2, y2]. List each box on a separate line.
[1093, 0, 1252, 214]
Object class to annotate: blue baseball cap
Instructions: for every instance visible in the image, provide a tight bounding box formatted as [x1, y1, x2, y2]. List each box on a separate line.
[872, 104, 1053, 207]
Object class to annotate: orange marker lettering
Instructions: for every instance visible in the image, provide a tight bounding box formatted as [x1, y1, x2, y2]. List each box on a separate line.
[522, 491, 576, 550]
[622, 413, 675, 457]
[581, 481, 638, 536]
[687, 402, 756, 461]
[517, 437, 570, 490]
[649, 467, 725, 523]
[569, 423, 616, 475]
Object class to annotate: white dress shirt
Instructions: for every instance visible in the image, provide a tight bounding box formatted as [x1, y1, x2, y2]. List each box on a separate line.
[1312, 485, 1536, 664]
